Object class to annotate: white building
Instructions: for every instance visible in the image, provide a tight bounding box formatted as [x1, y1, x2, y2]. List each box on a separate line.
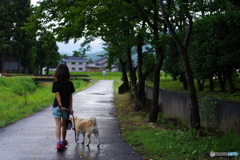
[62, 56, 119, 72]
[63, 57, 88, 72]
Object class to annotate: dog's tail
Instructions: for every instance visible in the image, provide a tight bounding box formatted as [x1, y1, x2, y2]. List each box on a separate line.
[90, 117, 97, 126]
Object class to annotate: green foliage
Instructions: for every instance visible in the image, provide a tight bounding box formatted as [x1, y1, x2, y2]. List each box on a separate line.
[199, 97, 218, 127]
[0, 76, 95, 128]
[0, 77, 52, 127]
[190, 10, 240, 84]
[0, 77, 37, 96]
[162, 34, 183, 80]
[146, 73, 240, 101]
[35, 30, 60, 73]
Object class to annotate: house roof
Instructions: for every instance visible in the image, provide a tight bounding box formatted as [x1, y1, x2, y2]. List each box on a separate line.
[86, 63, 97, 67]
[86, 62, 107, 68]
[63, 56, 88, 62]
[95, 57, 107, 62]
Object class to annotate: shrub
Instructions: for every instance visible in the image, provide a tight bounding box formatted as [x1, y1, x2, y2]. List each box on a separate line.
[0, 77, 37, 95]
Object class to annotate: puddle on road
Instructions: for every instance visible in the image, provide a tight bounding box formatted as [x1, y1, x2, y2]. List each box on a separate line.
[86, 93, 105, 95]
[95, 101, 114, 103]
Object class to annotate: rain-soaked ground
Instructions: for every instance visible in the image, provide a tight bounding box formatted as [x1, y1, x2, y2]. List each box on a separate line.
[0, 80, 144, 160]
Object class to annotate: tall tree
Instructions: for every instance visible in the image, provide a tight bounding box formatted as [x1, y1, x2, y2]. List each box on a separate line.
[35, 31, 60, 74]
[131, 0, 165, 122]
[190, 9, 240, 94]
[0, 0, 16, 72]
[159, 0, 201, 129]
[13, 0, 33, 73]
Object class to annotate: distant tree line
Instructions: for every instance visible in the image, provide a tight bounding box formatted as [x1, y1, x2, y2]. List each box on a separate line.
[0, 0, 60, 74]
[23, 0, 240, 129]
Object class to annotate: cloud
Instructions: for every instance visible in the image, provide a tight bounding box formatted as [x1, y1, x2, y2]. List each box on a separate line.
[57, 39, 104, 55]
[31, 0, 104, 55]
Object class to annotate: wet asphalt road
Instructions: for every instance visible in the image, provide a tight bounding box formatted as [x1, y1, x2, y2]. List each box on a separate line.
[0, 80, 144, 160]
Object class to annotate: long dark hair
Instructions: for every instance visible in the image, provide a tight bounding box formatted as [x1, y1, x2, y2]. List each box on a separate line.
[53, 64, 70, 83]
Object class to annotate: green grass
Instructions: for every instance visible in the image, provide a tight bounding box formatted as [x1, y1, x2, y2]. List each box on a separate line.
[113, 81, 240, 159]
[0, 77, 95, 128]
[50, 71, 123, 81]
[145, 75, 240, 101]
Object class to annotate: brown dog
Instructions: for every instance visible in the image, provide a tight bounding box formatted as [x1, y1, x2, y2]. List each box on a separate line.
[70, 116, 100, 147]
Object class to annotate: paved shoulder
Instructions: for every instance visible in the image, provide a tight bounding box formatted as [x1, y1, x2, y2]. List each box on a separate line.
[0, 80, 143, 160]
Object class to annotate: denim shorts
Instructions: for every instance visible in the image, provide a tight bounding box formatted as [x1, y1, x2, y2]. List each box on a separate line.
[52, 106, 69, 119]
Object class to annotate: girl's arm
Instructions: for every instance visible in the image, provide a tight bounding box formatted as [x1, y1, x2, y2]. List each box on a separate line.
[56, 92, 66, 111]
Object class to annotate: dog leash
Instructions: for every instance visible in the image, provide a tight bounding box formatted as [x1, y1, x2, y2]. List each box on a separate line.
[60, 107, 77, 143]
[72, 114, 77, 143]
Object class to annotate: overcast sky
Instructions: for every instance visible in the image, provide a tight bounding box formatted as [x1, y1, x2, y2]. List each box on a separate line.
[30, 0, 104, 55]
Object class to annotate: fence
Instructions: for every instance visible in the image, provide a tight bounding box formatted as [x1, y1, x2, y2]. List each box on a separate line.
[145, 86, 240, 132]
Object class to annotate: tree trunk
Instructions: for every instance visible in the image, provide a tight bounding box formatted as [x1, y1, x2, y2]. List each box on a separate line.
[135, 32, 155, 111]
[119, 58, 129, 93]
[0, 54, 3, 73]
[18, 55, 21, 73]
[46, 65, 50, 75]
[224, 71, 236, 94]
[197, 80, 204, 91]
[173, 75, 177, 81]
[159, 0, 201, 129]
[148, 0, 164, 123]
[126, 47, 136, 99]
[39, 65, 42, 75]
[180, 72, 188, 90]
[149, 48, 164, 122]
[181, 48, 201, 129]
[209, 76, 214, 91]
[136, 81, 145, 111]
[217, 72, 226, 92]
[228, 76, 236, 94]
[9, 56, 12, 73]
[135, 34, 144, 111]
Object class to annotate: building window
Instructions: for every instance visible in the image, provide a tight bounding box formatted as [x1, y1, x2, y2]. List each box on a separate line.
[72, 62, 75, 65]
[79, 62, 82, 65]
[79, 68, 83, 71]
[72, 67, 75, 70]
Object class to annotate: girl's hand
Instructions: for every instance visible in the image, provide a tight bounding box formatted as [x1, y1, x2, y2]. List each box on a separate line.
[70, 109, 74, 115]
[60, 106, 67, 112]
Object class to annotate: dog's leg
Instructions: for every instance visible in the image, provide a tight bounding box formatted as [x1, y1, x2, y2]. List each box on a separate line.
[76, 131, 80, 142]
[85, 132, 91, 146]
[81, 133, 85, 145]
[94, 129, 100, 147]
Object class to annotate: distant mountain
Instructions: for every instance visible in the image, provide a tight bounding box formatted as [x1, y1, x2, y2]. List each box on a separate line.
[59, 50, 107, 61]
[86, 51, 107, 61]
[86, 51, 137, 62]
[60, 50, 138, 63]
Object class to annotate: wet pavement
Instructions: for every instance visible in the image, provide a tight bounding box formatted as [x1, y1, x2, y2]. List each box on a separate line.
[0, 80, 144, 160]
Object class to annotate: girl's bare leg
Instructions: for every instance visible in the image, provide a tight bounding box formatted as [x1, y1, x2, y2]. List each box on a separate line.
[55, 118, 61, 141]
[61, 118, 67, 141]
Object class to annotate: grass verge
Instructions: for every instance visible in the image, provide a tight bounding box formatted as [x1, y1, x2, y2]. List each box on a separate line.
[0, 77, 95, 128]
[113, 81, 240, 160]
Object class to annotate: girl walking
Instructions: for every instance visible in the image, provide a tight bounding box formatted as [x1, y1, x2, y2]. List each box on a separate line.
[52, 64, 75, 150]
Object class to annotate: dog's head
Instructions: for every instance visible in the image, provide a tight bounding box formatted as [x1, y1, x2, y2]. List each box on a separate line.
[70, 116, 77, 122]
[70, 116, 83, 122]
